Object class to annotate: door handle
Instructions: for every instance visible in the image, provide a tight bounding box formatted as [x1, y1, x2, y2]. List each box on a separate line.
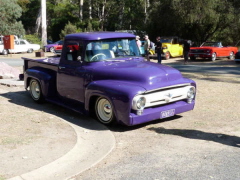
[59, 66, 66, 69]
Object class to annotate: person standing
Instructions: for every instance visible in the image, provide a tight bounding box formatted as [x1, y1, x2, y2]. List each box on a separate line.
[136, 35, 141, 48]
[155, 36, 162, 64]
[144, 35, 150, 61]
[183, 40, 190, 64]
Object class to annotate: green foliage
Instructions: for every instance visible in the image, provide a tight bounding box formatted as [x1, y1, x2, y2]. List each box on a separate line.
[17, 0, 240, 45]
[147, 0, 240, 44]
[60, 22, 81, 39]
[24, 34, 41, 45]
[0, 0, 25, 36]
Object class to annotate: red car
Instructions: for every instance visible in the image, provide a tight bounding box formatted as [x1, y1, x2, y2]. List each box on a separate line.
[189, 42, 238, 61]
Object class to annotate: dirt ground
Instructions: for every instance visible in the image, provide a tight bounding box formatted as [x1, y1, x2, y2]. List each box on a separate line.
[75, 60, 240, 179]
[0, 55, 240, 180]
[0, 84, 77, 179]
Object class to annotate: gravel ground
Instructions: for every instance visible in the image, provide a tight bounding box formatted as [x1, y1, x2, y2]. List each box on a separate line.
[0, 85, 77, 179]
[0, 56, 239, 180]
[75, 61, 240, 180]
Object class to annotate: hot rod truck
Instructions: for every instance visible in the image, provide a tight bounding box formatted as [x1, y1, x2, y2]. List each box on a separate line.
[22, 32, 196, 126]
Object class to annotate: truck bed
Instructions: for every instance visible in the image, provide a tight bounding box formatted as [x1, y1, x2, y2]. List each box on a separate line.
[22, 56, 60, 72]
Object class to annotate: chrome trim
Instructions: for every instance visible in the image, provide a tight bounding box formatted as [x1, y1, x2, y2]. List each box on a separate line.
[144, 83, 191, 94]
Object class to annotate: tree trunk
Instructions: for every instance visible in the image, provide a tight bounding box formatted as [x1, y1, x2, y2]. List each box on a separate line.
[101, 0, 106, 30]
[79, 0, 84, 22]
[89, 0, 92, 19]
[41, 0, 47, 47]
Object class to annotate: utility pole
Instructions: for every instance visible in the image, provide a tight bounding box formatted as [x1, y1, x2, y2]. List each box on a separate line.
[41, 0, 47, 48]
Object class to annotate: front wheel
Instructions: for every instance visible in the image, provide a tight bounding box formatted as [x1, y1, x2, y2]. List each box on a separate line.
[229, 52, 234, 60]
[29, 79, 44, 102]
[2, 49, 8, 55]
[211, 53, 216, 61]
[164, 52, 170, 60]
[95, 97, 116, 125]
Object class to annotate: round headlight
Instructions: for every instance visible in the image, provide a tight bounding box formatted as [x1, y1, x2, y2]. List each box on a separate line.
[187, 87, 195, 98]
[136, 97, 146, 109]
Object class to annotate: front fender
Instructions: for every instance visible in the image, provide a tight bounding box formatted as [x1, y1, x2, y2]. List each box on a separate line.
[24, 67, 56, 98]
[85, 80, 146, 125]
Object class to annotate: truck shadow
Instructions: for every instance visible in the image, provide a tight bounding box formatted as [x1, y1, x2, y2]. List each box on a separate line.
[108, 115, 183, 132]
[0, 90, 182, 132]
[0, 90, 108, 131]
[148, 127, 240, 148]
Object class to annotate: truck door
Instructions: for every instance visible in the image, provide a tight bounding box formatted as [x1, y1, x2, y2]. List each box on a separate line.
[57, 40, 86, 103]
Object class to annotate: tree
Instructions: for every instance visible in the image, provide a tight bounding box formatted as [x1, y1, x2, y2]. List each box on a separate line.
[0, 0, 25, 36]
[147, 0, 240, 45]
[60, 22, 81, 39]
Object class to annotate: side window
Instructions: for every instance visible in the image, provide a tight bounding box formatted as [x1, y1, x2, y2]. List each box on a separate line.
[20, 41, 26, 45]
[65, 41, 83, 62]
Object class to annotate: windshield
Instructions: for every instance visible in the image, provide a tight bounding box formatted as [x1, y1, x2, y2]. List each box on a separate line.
[85, 38, 140, 62]
[201, 42, 222, 47]
[160, 38, 172, 43]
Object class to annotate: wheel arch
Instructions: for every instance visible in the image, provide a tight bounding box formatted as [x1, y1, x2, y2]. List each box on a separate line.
[25, 68, 57, 98]
[85, 80, 146, 125]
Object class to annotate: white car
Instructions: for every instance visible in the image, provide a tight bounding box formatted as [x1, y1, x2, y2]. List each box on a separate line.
[0, 39, 40, 55]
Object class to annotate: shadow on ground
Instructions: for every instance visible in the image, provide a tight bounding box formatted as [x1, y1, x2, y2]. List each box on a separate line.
[0, 90, 108, 131]
[148, 127, 240, 148]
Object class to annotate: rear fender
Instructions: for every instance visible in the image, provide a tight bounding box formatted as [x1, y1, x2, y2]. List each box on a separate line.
[25, 68, 57, 98]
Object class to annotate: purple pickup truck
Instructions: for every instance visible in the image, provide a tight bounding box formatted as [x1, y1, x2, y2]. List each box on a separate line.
[22, 32, 196, 126]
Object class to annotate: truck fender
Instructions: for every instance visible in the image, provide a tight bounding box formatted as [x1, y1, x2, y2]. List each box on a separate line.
[84, 80, 146, 125]
[25, 68, 56, 98]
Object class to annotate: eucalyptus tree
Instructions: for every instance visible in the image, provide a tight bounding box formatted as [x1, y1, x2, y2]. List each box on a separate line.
[0, 0, 25, 36]
[147, 0, 240, 44]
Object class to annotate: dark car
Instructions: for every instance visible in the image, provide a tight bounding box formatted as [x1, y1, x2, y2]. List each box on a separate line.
[234, 51, 240, 63]
[44, 40, 63, 52]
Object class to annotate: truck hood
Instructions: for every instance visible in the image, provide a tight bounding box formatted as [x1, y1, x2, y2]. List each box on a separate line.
[90, 59, 188, 91]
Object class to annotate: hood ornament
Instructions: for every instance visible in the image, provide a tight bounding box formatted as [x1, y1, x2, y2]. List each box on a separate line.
[165, 93, 173, 102]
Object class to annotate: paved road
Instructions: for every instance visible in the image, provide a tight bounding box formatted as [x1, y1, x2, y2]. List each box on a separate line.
[1, 54, 239, 76]
[0, 57, 23, 66]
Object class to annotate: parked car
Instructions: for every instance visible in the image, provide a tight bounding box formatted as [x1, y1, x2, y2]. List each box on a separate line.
[189, 42, 238, 61]
[44, 40, 63, 52]
[161, 37, 183, 60]
[0, 39, 40, 55]
[54, 45, 63, 56]
[21, 32, 196, 126]
[234, 50, 240, 63]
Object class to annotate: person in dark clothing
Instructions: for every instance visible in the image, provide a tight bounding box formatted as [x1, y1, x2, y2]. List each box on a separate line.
[155, 36, 162, 64]
[183, 40, 191, 64]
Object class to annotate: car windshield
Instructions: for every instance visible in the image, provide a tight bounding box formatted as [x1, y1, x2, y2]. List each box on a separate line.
[160, 38, 172, 43]
[85, 38, 140, 62]
[201, 42, 222, 47]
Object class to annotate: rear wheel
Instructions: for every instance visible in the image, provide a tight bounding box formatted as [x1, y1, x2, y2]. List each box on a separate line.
[27, 48, 33, 53]
[50, 47, 55, 53]
[190, 56, 196, 60]
[95, 97, 116, 125]
[29, 79, 44, 102]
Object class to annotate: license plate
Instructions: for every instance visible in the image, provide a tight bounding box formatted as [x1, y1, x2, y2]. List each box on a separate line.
[160, 109, 175, 119]
[194, 55, 199, 57]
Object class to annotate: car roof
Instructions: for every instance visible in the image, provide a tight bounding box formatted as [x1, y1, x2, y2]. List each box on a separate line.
[65, 32, 136, 41]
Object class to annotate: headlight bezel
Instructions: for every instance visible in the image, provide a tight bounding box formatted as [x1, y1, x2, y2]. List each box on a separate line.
[187, 86, 196, 103]
[132, 96, 146, 110]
